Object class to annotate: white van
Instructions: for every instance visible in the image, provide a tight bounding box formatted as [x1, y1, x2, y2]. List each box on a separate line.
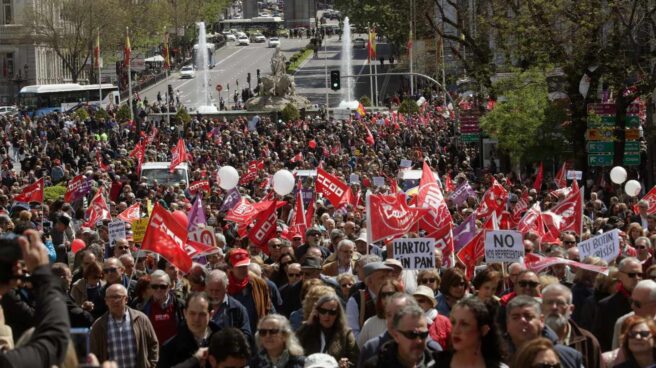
[140, 162, 190, 186]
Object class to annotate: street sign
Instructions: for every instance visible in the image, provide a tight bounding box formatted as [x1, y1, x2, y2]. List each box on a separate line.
[587, 103, 616, 115]
[626, 129, 640, 140]
[588, 154, 614, 167]
[567, 170, 583, 180]
[625, 141, 640, 151]
[587, 115, 616, 128]
[624, 153, 641, 166]
[461, 133, 480, 143]
[216, 84, 223, 92]
[587, 141, 614, 153]
[625, 115, 640, 128]
[586, 128, 614, 141]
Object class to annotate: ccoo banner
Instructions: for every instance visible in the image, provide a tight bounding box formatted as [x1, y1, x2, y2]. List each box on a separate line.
[577, 229, 619, 263]
[392, 238, 435, 270]
[484, 230, 524, 263]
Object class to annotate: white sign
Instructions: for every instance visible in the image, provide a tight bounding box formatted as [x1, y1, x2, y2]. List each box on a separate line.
[373, 176, 385, 187]
[370, 244, 383, 257]
[349, 174, 360, 184]
[567, 170, 583, 180]
[577, 229, 619, 263]
[392, 238, 435, 270]
[188, 226, 217, 251]
[108, 220, 126, 247]
[400, 159, 412, 168]
[484, 230, 524, 263]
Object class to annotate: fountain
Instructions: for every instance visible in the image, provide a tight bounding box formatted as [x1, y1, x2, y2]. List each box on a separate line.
[194, 22, 218, 114]
[337, 17, 360, 112]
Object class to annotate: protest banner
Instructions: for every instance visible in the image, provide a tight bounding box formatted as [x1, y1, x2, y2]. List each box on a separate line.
[484, 230, 524, 263]
[373, 176, 385, 187]
[392, 238, 435, 270]
[188, 226, 217, 251]
[108, 220, 126, 247]
[577, 229, 619, 263]
[131, 218, 149, 242]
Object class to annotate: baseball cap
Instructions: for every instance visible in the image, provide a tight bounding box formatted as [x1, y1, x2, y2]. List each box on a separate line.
[228, 248, 251, 268]
[363, 262, 392, 278]
[304, 353, 338, 368]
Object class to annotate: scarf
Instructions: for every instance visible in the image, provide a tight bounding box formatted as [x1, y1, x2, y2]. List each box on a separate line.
[227, 272, 249, 296]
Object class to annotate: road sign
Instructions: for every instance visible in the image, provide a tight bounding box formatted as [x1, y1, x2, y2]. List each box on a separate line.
[624, 153, 641, 166]
[588, 154, 614, 167]
[586, 128, 614, 141]
[626, 128, 640, 140]
[625, 115, 640, 128]
[587, 141, 614, 153]
[625, 141, 640, 151]
[587, 115, 616, 128]
[587, 103, 616, 115]
[461, 133, 480, 143]
[216, 84, 223, 92]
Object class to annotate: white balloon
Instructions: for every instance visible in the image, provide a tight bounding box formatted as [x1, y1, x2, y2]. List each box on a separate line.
[625, 180, 642, 197]
[610, 166, 627, 184]
[272, 170, 295, 196]
[217, 166, 239, 190]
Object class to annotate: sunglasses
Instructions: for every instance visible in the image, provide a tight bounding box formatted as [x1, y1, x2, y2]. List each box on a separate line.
[150, 284, 168, 290]
[258, 328, 281, 336]
[317, 307, 338, 316]
[103, 267, 118, 274]
[622, 271, 642, 279]
[288, 273, 301, 278]
[118, 246, 130, 250]
[532, 364, 561, 368]
[397, 330, 429, 340]
[628, 330, 652, 339]
[636, 245, 648, 250]
[341, 282, 354, 288]
[419, 278, 437, 284]
[518, 280, 539, 288]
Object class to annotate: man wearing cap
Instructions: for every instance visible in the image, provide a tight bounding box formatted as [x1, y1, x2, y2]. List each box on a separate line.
[294, 228, 330, 261]
[226, 248, 277, 334]
[345, 261, 392, 339]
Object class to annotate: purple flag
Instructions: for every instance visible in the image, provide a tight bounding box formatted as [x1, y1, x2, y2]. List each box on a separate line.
[449, 180, 476, 207]
[453, 213, 477, 252]
[219, 188, 241, 212]
[187, 195, 207, 232]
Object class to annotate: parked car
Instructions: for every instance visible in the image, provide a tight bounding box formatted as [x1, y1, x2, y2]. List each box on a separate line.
[0, 106, 18, 117]
[268, 37, 280, 48]
[226, 34, 236, 41]
[180, 65, 195, 78]
[238, 35, 250, 45]
[353, 38, 366, 48]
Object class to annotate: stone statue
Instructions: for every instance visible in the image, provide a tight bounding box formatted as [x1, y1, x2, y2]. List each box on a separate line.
[270, 48, 287, 77]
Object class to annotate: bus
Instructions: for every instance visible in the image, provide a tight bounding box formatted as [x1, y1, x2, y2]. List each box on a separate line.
[18, 83, 120, 117]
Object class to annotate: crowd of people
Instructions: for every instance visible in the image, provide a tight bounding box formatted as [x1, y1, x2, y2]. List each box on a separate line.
[0, 94, 654, 368]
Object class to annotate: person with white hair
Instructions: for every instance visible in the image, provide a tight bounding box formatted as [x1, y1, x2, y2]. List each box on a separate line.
[611, 279, 656, 349]
[141, 269, 185, 346]
[206, 269, 253, 343]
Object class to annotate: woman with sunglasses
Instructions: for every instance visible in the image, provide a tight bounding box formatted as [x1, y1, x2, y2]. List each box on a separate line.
[416, 269, 441, 298]
[296, 294, 359, 368]
[511, 337, 560, 368]
[250, 314, 306, 368]
[614, 316, 656, 368]
[357, 279, 404, 348]
[436, 296, 507, 368]
[436, 268, 468, 316]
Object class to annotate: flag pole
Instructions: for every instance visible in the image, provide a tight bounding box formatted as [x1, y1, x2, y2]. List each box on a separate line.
[164, 29, 171, 127]
[368, 25, 374, 106]
[97, 30, 102, 109]
[127, 27, 134, 122]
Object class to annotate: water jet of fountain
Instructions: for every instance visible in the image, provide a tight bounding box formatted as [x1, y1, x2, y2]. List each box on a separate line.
[195, 21, 218, 114]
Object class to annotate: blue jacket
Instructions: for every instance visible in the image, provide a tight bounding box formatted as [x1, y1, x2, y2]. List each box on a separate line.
[210, 295, 252, 343]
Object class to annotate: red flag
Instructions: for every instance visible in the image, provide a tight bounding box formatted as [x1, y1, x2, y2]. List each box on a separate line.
[146, 127, 158, 146]
[316, 167, 351, 207]
[426, 224, 455, 268]
[170, 138, 187, 173]
[444, 174, 455, 193]
[418, 162, 453, 234]
[124, 30, 131, 68]
[635, 186, 656, 215]
[518, 202, 545, 238]
[532, 162, 543, 191]
[456, 215, 496, 279]
[476, 179, 508, 220]
[141, 204, 192, 273]
[186, 239, 216, 258]
[188, 180, 210, 196]
[248, 200, 278, 251]
[117, 202, 141, 222]
[162, 31, 171, 70]
[542, 184, 583, 239]
[14, 178, 44, 203]
[289, 182, 308, 241]
[290, 152, 303, 163]
[367, 192, 430, 243]
[64, 175, 90, 203]
[365, 125, 375, 146]
[554, 162, 568, 189]
[225, 198, 285, 225]
[239, 160, 264, 185]
[129, 142, 146, 175]
[83, 191, 111, 227]
[96, 151, 109, 172]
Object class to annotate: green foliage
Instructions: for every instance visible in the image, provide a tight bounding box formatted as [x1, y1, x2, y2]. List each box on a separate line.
[286, 49, 313, 74]
[359, 96, 372, 107]
[398, 98, 419, 114]
[116, 104, 131, 121]
[73, 108, 89, 121]
[94, 108, 110, 121]
[176, 107, 191, 124]
[44, 184, 67, 202]
[479, 68, 567, 163]
[280, 103, 300, 122]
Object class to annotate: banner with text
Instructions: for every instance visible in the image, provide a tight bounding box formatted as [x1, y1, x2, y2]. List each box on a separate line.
[484, 230, 524, 263]
[392, 238, 435, 270]
[577, 229, 619, 263]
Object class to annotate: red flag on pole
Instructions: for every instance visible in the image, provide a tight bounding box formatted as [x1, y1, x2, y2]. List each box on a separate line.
[248, 200, 278, 252]
[289, 182, 308, 241]
[83, 191, 111, 227]
[554, 162, 568, 189]
[124, 29, 131, 68]
[96, 151, 110, 172]
[634, 186, 656, 215]
[315, 167, 351, 207]
[367, 192, 430, 243]
[117, 202, 141, 222]
[476, 179, 508, 220]
[365, 124, 375, 146]
[14, 178, 44, 203]
[141, 203, 192, 273]
[170, 138, 187, 173]
[532, 162, 543, 191]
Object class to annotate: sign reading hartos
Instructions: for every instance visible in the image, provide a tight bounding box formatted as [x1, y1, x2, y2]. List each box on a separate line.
[392, 238, 435, 270]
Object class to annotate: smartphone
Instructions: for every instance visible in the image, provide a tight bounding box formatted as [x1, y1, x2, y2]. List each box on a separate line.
[70, 327, 90, 362]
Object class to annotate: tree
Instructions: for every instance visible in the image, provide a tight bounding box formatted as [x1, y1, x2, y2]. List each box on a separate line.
[398, 98, 419, 114]
[281, 103, 300, 122]
[25, 0, 124, 82]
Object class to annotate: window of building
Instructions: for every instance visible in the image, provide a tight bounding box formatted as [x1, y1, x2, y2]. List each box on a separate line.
[2, 53, 14, 79]
[2, 0, 12, 25]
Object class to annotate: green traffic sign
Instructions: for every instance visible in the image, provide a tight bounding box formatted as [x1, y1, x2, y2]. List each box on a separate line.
[625, 116, 640, 128]
[461, 134, 480, 143]
[588, 154, 614, 167]
[625, 141, 640, 151]
[587, 115, 616, 128]
[587, 141, 614, 153]
[624, 153, 641, 166]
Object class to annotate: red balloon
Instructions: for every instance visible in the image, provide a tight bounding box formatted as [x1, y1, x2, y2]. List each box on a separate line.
[172, 210, 189, 229]
[71, 239, 86, 254]
[308, 140, 317, 149]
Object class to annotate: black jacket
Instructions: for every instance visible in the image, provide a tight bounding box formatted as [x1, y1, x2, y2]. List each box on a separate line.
[0, 266, 70, 367]
[158, 322, 219, 368]
[0, 287, 35, 340]
[364, 340, 436, 368]
[593, 290, 632, 351]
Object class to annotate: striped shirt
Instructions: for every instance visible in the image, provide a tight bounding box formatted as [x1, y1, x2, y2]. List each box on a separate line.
[107, 310, 137, 368]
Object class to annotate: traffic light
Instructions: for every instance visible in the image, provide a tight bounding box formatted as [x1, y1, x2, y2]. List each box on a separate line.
[330, 70, 340, 91]
[256, 69, 260, 78]
[247, 72, 251, 84]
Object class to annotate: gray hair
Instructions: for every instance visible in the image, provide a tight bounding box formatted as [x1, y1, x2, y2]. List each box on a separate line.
[118, 253, 134, 264]
[392, 304, 425, 330]
[636, 236, 652, 248]
[618, 257, 640, 272]
[150, 269, 171, 285]
[256, 314, 304, 356]
[215, 233, 226, 246]
[634, 279, 656, 302]
[207, 269, 229, 287]
[541, 283, 573, 304]
[507, 295, 541, 318]
[358, 254, 382, 266]
[336, 239, 355, 253]
[248, 263, 262, 277]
